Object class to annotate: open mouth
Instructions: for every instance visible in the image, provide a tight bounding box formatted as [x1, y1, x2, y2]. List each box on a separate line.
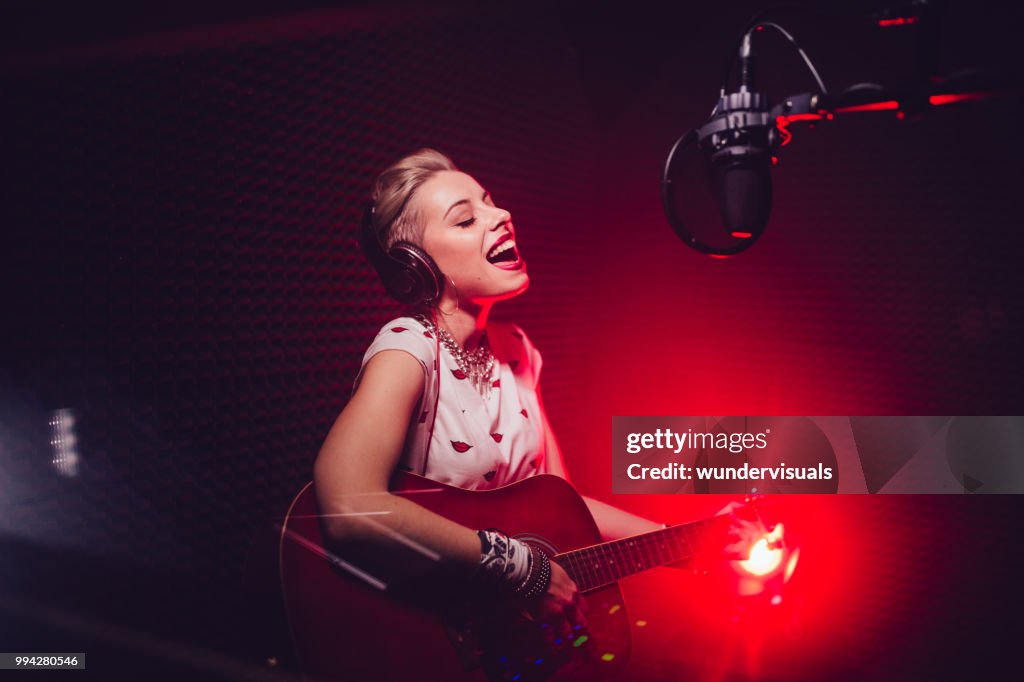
[485, 238, 522, 268]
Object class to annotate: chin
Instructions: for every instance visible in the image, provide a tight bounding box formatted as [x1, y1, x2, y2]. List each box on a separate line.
[489, 274, 530, 302]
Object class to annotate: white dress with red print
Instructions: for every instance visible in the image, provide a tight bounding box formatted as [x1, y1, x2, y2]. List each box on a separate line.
[352, 315, 547, 490]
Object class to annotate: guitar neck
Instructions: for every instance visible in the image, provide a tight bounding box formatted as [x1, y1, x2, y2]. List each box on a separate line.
[553, 515, 729, 592]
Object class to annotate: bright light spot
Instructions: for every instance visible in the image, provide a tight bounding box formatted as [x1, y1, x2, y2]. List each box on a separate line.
[573, 635, 588, 648]
[601, 653, 615, 662]
[635, 620, 647, 627]
[50, 408, 80, 477]
[740, 538, 781, 575]
[784, 548, 800, 583]
[737, 524, 785, 576]
[608, 604, 621, 615]
[770, 594, 783, 606]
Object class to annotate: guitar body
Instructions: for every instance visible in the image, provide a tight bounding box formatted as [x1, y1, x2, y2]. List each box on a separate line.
[279, 473, 631, 682]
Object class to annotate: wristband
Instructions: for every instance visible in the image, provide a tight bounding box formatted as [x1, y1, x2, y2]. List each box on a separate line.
[475, 528, 532, 589]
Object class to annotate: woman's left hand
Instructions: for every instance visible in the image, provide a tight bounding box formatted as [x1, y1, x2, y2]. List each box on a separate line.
[717, 500, 769, 560]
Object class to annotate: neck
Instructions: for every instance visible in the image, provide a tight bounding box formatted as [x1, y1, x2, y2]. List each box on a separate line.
[432, 297, 492, 349]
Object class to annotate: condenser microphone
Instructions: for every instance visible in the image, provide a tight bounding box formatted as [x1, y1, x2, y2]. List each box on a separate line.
[702, 32, 775, 241]
[662, 31, 781, 256]
[663, 1, 1013, 257]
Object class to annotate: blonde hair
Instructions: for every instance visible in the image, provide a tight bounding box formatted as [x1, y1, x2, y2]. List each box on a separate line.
[370, 148, 457, 250]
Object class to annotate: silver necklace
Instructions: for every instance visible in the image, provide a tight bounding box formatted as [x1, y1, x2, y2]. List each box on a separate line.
[415, 313, 495, 399]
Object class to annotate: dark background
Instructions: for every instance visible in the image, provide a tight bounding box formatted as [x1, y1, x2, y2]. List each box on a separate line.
[2, 1, 1022, 680]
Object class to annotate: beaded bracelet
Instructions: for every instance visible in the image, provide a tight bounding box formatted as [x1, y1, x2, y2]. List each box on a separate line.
[512, 545, 552, 600]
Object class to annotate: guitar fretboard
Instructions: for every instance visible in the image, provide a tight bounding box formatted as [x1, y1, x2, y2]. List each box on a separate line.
[552, 515, 728, 592]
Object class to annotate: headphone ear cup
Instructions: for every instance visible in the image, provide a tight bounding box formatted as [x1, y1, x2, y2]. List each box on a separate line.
[387, 241, 445, 305]
[358, 201, 445, 306]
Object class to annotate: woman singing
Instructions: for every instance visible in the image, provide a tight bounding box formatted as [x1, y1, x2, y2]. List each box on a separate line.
[313, 149, 707, 645]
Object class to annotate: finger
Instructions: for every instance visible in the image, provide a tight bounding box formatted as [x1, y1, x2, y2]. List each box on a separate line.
[574, 611, 588, 631]
[723, 540, 749, 560]
[566, 603, 588, 632]
[574, 593, 589, 617]
[558, 617, 574, 640]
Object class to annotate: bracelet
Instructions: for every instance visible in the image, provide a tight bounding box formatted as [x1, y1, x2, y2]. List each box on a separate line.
[512, 545, 552, 600]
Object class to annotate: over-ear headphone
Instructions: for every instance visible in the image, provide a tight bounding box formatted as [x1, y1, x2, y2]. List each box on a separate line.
[358, 202, 445, 306]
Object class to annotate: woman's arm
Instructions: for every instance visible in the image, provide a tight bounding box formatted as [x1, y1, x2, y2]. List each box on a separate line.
[536, 384, 664, 542]
[313, 349, 480, 583]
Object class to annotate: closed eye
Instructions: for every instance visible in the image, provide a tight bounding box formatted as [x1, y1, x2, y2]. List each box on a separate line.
[457, 217, 476, 228]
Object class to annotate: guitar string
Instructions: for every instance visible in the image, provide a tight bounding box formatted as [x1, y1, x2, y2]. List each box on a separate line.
[560, 514, 724, 594]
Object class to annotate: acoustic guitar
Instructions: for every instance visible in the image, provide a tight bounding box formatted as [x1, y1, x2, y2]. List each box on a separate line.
[279, 472, 746, 682]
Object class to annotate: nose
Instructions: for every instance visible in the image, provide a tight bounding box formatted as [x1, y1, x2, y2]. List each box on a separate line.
[491, 207, 512, 231]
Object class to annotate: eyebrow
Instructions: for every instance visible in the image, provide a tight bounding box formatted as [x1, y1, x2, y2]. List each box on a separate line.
[444, 191, 491, 220]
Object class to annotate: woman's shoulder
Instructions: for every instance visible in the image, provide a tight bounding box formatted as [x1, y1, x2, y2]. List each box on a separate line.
[364, 314, 438, 360]
[353, 315, 438, 396]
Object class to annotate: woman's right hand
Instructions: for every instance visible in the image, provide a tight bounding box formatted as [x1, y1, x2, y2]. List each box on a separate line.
[514, 559, 588, 643]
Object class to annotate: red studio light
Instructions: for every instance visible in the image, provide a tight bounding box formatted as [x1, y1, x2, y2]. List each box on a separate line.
[733, 523, 799, 597]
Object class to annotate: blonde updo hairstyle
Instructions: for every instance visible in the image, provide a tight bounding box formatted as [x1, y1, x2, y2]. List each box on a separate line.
[370, 148, 457, 250]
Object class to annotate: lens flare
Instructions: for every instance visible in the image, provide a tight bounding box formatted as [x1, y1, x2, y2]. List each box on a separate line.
[738, 523, 785, 576]
[784, 547, 801, 583]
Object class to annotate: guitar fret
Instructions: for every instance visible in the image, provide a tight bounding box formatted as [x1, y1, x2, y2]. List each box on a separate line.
[640, 537, 652, 572]
[622, 540, 634, 577]
[560, 549, 582, 588]
[598, 545, 611, 587]
[581, 547, 599, 590]
[588, 545, 604, 589]
[651, 530, 668, 566]
[604, 541, 618, 584]
[626, 538, 640, 576]
[608, 543, 620, 583]
[600, 543, 614, 585]
[681, 523, 695, 562]
[576, 553, 592, 590]
[576, 545, 600, 590]
[558, 551, 579, 586]
[645, 533, 659, 569]
[637, 535, 650, 572]
[673, 524, 690, 562]
[616, 539, 631, 580]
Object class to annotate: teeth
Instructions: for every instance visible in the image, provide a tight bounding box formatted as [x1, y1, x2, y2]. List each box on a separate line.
[487, 240, 516, 259]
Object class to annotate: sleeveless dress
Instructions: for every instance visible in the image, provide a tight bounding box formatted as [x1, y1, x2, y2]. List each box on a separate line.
[352, 315, 547, 490]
